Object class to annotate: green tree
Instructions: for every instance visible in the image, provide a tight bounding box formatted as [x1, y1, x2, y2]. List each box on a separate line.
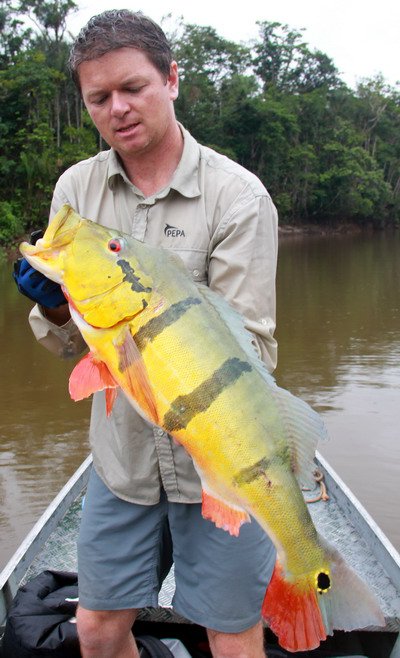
[253, 21, 341, 93]
[1, 11, 399, 245]
[354, 77, 400, 219]
[218, 73, 262, 162]
[172, 21, 250, 146]
[0, 0, 97, 240]
[314, 119, 391, 221]
[0, 51, 63, 218]
[0, 0, 32, 66]
[17, 0, 77, 49]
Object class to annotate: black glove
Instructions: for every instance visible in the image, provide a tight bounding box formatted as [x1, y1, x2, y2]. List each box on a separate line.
[13, 230, 66, 308]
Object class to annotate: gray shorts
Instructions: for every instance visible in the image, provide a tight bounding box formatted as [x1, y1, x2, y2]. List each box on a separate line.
[77, 467, 276, 632]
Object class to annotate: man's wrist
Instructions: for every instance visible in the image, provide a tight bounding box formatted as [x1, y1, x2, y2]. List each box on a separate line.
[41, 303, 71, 326]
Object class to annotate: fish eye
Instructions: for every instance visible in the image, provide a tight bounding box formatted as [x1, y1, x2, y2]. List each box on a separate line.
[108, 239, 123, 253]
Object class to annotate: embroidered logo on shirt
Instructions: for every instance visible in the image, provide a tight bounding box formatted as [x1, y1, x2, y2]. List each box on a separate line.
[164, 223, 186, 238]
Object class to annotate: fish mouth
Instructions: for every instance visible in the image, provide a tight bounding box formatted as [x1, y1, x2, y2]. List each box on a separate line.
[20, 204, 82, 283]
[21, 204, 81, 255]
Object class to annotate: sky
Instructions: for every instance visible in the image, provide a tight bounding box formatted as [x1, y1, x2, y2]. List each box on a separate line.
[65, 0, 400, 89]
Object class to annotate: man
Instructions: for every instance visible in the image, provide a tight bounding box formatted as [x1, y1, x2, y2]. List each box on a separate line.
[15, 10, 278, 658]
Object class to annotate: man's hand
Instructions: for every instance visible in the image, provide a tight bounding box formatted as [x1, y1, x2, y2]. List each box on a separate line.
[13, 257, 66, 308]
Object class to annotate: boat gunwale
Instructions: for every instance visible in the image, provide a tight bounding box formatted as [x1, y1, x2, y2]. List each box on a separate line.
[0, 453, 92, 628]
[316, 451, 400, 591]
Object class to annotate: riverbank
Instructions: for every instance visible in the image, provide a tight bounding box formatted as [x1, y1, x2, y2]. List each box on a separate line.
[3, 220, 394, 262]
[278, 220, 383, 237]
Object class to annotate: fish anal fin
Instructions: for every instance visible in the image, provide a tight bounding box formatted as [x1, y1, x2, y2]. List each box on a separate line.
[201, 490, 250, 537]
[105, 387, 118, 416]
[69, 352, 118, 404]
[116, 327, 158, 425]
[262, 562, 326, 652]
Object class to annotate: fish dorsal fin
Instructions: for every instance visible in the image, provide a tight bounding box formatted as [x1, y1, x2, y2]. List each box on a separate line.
[197, 284, 264, 366]
[69, 353, 119, 416]
[115, 326, 159, 425]
[270, 385, 328, 488]
[197, 284, 328, 488]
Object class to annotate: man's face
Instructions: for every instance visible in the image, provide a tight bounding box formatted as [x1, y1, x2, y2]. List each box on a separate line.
[78, 47, 179, 159]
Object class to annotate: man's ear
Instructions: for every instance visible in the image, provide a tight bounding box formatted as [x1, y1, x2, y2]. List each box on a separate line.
[168, 61, 179, 101]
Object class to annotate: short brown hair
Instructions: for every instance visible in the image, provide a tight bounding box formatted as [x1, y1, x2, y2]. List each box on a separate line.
[69, 10, 173, 89]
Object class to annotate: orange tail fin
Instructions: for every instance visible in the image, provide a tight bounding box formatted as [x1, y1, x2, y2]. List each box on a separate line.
[262, 562, 326, 652]
[262, 543, 385, 653]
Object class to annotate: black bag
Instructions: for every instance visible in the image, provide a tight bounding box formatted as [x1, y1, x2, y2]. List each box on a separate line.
[1, 571, 177, 658]
[137, 635, 175, 657]
[1, 570, 80, 657]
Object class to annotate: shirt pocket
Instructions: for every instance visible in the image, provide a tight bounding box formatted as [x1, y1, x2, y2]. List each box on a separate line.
[171, 248, 209, 284]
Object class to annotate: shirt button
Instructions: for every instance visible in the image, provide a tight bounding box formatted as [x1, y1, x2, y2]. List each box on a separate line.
[193, 269, 200, 277]
[261, 318, 267, 325]
[156, 428, 164, 436]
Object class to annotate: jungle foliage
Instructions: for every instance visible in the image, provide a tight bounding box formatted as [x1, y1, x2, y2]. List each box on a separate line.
[1, 1, 399, 244]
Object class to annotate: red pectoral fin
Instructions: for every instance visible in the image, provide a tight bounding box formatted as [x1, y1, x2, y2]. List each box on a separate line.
[201, 490, 251, 537]
[115, 327, 159, 425]
[69, 353, 119, 415]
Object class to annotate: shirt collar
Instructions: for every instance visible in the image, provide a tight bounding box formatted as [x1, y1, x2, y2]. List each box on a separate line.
[107, 123, 201, 199]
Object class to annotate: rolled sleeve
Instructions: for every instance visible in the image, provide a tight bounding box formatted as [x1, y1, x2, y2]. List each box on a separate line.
[29, 304, 87, 359]
[27, 184, 87, 359]
[208, 191, 278, 372]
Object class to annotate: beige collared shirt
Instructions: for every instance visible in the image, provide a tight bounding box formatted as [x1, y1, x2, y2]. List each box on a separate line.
[29, 125, 278, 503]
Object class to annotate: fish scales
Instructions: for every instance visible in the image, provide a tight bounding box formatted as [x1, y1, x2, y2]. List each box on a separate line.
[132, 278, 287, 509]
[20, 205, 385, 653]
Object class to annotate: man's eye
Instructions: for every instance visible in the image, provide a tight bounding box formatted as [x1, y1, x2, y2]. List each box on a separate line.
[93, 96, 107, 105]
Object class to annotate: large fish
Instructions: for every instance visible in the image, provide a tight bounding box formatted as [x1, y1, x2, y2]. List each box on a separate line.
[20, 205, 384, 652]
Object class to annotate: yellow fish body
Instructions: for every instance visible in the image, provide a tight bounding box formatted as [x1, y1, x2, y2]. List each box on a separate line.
[20, 205, 384, 651]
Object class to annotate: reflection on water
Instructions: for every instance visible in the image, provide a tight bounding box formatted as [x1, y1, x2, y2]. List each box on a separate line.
[275, 229, 400, 552]
[0, 229, 399, 569]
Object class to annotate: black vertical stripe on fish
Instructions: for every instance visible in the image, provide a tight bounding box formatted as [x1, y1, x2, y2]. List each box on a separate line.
[134, 297, 202, 351]
[117, 259, 152, 293]
[233, 457, 272, 486]
[163, 357, 252, 432]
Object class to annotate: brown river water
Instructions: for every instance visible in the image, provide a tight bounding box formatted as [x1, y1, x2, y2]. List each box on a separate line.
[0, 228, 399, 570]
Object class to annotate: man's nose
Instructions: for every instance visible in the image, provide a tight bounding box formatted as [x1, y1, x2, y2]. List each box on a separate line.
[110, 91, 130, 117]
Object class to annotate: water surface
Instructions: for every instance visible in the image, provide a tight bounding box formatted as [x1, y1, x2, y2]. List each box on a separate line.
[275, 229, 400, 551]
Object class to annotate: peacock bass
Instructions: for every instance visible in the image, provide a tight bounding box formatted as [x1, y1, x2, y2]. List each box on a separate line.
[20, 205, 384, 652]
